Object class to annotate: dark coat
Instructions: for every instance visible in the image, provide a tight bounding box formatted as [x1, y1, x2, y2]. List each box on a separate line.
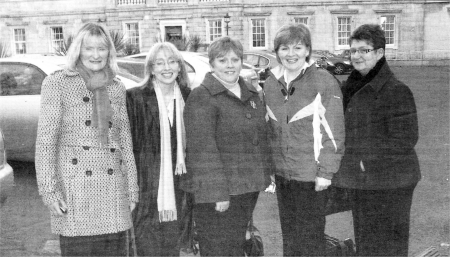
[125, 81, 191, 245]
[333, 61, 421, 190]
[180, 73, 272, 203]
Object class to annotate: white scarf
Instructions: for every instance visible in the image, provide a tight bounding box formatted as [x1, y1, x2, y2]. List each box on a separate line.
[154, 79, 186, 222]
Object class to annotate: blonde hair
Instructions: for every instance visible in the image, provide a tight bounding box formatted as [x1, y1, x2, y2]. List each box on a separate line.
[66, 23, 119, 72]
[139, 42, 190, 89]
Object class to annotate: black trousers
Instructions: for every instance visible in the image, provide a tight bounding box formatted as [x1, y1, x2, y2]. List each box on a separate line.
[351, 183, 417, 257]
[60, 231, 127, 256]
[194, 191, 259, 256]
[276, 175, 327, 257]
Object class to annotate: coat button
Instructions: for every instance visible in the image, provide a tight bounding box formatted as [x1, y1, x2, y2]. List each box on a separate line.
[82, 146, 90, 150]
[86, 170, 92, 176]
[107, 168, 114, 175]
[246, 113, 252, 119]
[110, 148, 115, 153]
[72, 158, 78, 165]
[83, 96, 90, 102]
[252, 138, 259, 146]
[347, 108, 352, 112]
[85, 120, 91, 126]
[109, 121, 113, 128]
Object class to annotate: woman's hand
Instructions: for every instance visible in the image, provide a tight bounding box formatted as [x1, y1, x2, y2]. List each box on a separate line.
[315, 177, 331, 191]
[130, 202, 136, 212]
[48, 199, 67, 216]
[215, 201, 230, 212]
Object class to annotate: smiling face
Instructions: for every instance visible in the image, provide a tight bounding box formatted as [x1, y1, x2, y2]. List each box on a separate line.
[277, 41, 310, 73]
[80, 36, 109, 72]
[350, 39, 384, 76]
[151, 49, 181, 86]
[210, 50, 242, 84]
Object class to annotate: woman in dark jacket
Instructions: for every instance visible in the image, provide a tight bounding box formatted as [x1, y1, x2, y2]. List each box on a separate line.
[333, 24, 421, 256]
[126, 42, 192, 256]
[181, 36, 272, 256]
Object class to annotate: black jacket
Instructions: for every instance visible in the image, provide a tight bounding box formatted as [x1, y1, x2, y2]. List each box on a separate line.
[333, 61, 421, 190]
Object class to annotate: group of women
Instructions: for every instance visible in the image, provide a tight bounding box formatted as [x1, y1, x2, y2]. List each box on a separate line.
[35, 21, 420, 257]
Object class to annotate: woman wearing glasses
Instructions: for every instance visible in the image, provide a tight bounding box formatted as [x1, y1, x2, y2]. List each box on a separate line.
[126, 42, 193, 256]
[263, 23, 345, 256]
[334, 24, 420, 256]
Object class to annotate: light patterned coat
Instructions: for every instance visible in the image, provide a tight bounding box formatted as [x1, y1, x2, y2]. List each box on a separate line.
[35, 69, 139, 237]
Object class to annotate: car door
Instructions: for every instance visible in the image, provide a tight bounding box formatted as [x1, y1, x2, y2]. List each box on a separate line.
[0, 62, 45, 161]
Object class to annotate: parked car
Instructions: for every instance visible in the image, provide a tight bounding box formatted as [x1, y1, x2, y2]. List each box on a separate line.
[0, 128, 14, 207]
[118, 51, 259, 89]
[313, 50, 353, 75]
[0, 55, 141, 162]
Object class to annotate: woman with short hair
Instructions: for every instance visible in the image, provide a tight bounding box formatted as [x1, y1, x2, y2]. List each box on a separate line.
[35, 23, 139, 256]
[264, 23, 345, 256]
[181, 36, 272, 256]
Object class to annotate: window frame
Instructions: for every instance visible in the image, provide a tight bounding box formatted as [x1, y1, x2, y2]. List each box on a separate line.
[13, 28, 27, 55]
[249, 18, 267, 50]
[335, 16, 352, 50]
[205, 18, 224, 43]
[123, 22, 141, 52]
[50, 26, 64, 54]
[293, 17, 309, 25]
[379, 14, 398, 49]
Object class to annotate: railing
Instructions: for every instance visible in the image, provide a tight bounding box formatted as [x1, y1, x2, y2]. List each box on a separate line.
[158, 0, 187, 4]
[117, 0, 146, 5]
[200, 0, 228, 2]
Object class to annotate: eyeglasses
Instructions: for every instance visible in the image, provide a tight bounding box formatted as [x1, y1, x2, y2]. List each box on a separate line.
[152, 58, 179, 69]
[349, 48, 378, 55]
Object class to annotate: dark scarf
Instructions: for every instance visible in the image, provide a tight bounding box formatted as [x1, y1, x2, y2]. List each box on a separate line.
[343, 57, 386, 110]
[76, 62, 115, 146]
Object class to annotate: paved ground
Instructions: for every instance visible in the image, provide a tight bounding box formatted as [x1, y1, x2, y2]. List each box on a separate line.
[1, 65, 449, 256]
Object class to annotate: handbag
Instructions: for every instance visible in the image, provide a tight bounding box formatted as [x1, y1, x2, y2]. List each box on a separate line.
[243, 218, 264, 257]
[325, 186, 354, 216]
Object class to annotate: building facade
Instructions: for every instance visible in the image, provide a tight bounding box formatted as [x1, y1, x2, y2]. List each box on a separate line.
[1, 0, 449, 64]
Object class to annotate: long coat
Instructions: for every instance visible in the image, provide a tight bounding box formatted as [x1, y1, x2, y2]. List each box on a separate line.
[180, 73, 272, 204]
[125, 81, 192, 246]
[333, 61, 421, 190]
[35, 69, 139, 237]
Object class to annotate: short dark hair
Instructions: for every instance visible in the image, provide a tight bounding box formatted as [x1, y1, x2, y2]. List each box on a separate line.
[208, 36, 243, 66]
[273, 23, 312, 63]
[349, 24, 386, 50]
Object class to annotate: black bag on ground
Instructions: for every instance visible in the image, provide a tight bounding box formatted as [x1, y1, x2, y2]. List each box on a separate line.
[325, 234, 356, 256]
[243, 218, 264, 257]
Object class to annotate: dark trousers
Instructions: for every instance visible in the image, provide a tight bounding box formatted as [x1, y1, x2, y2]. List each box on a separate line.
[60, 231, 127, 256]
[276, 175, 327, 257]
[194, 192, 259, 256]
[135, 218, 181, 257]
[351, 183, 417, 257]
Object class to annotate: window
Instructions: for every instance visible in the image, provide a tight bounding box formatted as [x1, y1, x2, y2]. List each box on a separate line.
[0, 63, 45, 95]
[251, 19, 266, 48]
[50, 27, 64, 53]
[380, 15, 395, 46]
[124, 23, 140, 51]
[294, 17, 308, 25]
[207, 19, 223, 43]
[14, 29, 26, 54]
[337, 17, 351, 47]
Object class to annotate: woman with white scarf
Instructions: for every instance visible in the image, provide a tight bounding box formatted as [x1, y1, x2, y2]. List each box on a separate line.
[126, 42, 192, 256]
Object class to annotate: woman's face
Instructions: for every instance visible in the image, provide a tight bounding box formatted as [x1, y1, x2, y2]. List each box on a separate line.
[151, 49, 181, 86]
[80, 36, 109, 72]
[277, 41, 310, 73]
[350, 39, 384, 76]
[210, 50, 242, 84]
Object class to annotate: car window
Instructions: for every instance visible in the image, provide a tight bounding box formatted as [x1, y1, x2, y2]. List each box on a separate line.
[132, 56, 146, 60]
[184, 61, 195, 74]
[0, 63, 45, 96]
[259, 56, 270, 67]
[244, 54, 260, 67]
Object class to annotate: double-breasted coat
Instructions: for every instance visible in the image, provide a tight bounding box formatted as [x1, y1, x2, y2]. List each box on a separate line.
[35, 69, 139, 237]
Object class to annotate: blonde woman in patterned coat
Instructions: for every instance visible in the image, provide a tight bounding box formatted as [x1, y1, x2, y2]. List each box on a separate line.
[35, 23, 139, 256]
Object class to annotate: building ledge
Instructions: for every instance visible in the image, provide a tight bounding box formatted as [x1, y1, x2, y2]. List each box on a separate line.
[287, 11, 315, 16]
[374, 9, 402, 13]
[330, 9, 359, 14]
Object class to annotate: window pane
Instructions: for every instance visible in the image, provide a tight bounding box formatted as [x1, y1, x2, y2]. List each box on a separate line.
[381, 15, 395, 45]
[294, 17, 308, 25]
[252, 19, 265, 48]
[337, 17, 351, 46]
[125, 23, 140, 51]
[209, 19, 222, 41]
[51, 27, 64, 53]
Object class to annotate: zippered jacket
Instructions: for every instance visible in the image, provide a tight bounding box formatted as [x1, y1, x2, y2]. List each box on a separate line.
[264, 64, 345, 181]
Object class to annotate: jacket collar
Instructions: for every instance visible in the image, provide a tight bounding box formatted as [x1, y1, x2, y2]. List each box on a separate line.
[365, 61, 394, 93]
[269, 60, 314, 80]
[202, 72, 256, 102]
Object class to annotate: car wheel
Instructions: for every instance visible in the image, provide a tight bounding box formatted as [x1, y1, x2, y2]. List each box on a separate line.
[334, 64, 345, 75]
